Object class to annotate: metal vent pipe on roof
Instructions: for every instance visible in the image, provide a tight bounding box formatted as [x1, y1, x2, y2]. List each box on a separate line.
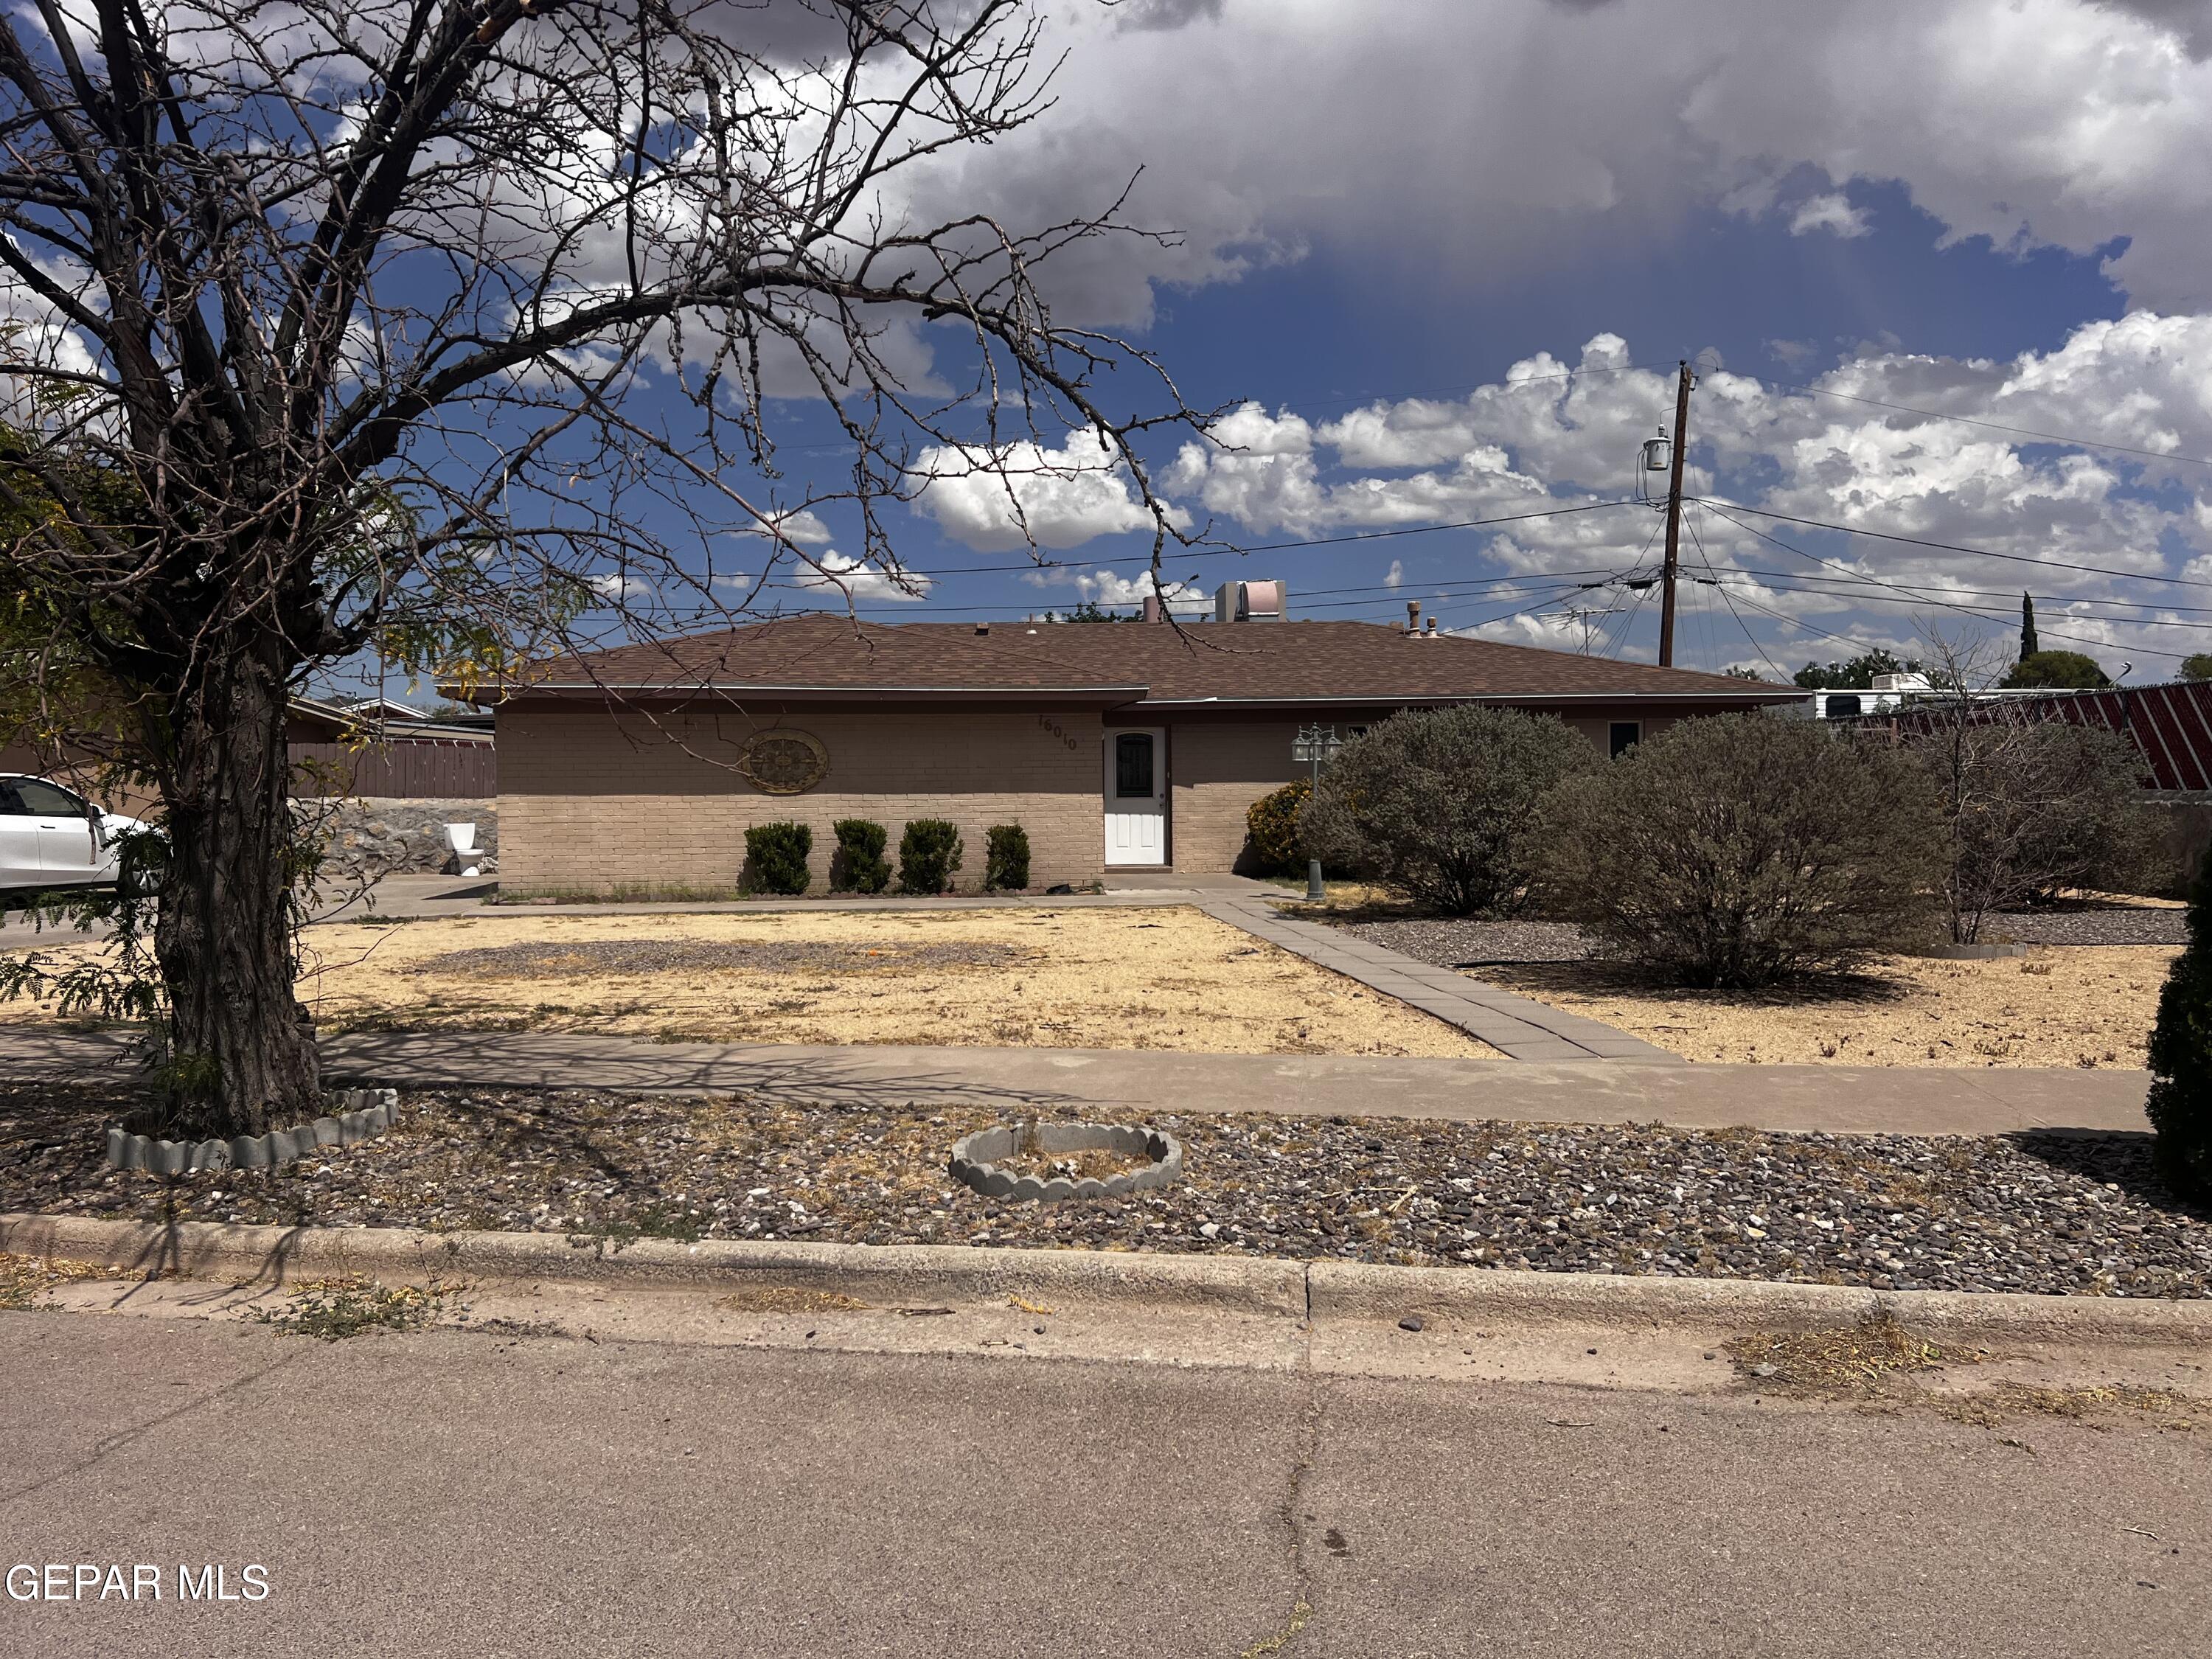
[1406, 600, 1420, 630]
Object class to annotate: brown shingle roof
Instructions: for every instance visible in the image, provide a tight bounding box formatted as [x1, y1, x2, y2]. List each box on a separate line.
[506, 613, 1802, 706]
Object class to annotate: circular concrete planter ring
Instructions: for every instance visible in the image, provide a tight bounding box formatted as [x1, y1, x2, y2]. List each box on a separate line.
[949, 1122, 1184, 1204]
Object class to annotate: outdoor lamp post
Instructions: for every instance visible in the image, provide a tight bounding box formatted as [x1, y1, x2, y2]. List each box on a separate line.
[1290, 723, 1343, 902]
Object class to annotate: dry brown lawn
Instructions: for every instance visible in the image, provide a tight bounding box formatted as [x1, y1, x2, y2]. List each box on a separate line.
[223, 905, 1492, 1057]
[1481, 946, 2175, 1068]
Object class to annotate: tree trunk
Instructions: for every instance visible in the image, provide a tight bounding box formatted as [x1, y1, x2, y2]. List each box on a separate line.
[152, 642, 321, 1140]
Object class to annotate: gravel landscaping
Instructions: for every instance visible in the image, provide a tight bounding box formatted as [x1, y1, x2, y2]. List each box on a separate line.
[3, 1082, 2205, 1298]
[1326, 902, 2188, 962]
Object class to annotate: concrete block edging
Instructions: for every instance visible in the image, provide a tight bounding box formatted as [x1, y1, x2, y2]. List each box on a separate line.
[6, 1214, 2211, 1347]
[104, 1088, 402, 1176]
[949, 1123, 1184, 1203]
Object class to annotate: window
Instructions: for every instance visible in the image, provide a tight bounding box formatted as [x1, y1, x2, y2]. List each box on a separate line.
[1114, 732, 1155, 799]
[1824, 693, 1863, 719]
[7, 779, 81, 816]
[1608, 721, 1641, 759]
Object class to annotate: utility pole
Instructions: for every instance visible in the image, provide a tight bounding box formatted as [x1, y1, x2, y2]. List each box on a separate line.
[1658, 359, 1693, 667]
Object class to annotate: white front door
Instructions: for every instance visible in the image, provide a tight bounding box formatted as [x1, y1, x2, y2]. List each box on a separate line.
[1103, 728, 1166, 866]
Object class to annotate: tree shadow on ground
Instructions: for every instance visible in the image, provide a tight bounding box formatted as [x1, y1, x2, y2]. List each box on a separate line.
[2006, 1127, 2212, 1222]
[1479, 959, 1915, 1010]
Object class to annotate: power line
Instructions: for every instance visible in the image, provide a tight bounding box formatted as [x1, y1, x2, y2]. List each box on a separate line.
[1694, 498, 2212, 592]
[1694, 500, 2199, 658]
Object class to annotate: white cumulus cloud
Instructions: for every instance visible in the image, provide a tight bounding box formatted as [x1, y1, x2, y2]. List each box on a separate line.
[910, 429, 1169, 552]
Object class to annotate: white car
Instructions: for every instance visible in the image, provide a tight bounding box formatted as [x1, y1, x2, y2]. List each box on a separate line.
[0, 773, 150, 892]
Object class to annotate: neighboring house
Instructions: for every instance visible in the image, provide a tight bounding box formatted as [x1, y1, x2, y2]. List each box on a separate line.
[287, 695, 497, 799]
[1848, 678, 2212, 797]
[470, 591, 1803, 893]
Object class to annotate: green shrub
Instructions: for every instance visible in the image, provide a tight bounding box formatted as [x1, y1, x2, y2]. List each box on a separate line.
[830, 818, 891, 894]
[1532, 714, 1944, 987]
[984, 823, 1031, 891]
[1244, 779, 1312, 876]
[1300, 706, 1600, 914]
[2147, 849, 2212, 1200]
[742, 821, 812, 894]
[897, 818, 964, 894]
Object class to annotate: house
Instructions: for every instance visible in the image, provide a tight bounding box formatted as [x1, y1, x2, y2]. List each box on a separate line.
[286, 695, 497, 799]
[474, 591, 1805, 892]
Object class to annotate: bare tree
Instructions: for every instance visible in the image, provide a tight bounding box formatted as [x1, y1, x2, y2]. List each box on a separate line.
[0, 0, 1203, 1136]
[1896, 629, 2156, 942]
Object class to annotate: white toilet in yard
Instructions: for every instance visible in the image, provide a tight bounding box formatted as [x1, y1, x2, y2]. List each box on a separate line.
[445, 821, 482, 877]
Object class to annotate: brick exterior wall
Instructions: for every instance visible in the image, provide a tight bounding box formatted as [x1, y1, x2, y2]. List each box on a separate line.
[499, 703, 1105, 892]
[501, 701, 1710, 891]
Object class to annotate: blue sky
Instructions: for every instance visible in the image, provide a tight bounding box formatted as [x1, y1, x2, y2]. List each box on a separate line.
[358, 0, 2212, 697]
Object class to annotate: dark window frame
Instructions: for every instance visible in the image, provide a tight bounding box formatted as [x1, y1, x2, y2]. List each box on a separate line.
[1608, 721, 1641, 759]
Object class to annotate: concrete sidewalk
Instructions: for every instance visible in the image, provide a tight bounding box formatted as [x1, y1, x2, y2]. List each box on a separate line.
[1203, 895, 1676, 1062]
[0, 1027, 2149, 1135]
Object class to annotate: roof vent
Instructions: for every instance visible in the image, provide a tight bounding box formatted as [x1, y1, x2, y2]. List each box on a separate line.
[1215, 579, 1287, 623]
[974, 622, 990, 636]
[1425, 617, 1437, 636]
[1406, 600, 1421, 631]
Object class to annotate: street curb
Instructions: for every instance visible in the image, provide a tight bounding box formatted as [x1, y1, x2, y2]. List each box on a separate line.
[1307, 1261, 2212, 1343]
[6, 1213, 2210, 1343]
[0, 1214, 1305, 1317]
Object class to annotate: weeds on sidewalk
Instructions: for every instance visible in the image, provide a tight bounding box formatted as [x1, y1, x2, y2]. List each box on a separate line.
[252, 1275, 459, 1340]
[714, 1287, 868, 1313]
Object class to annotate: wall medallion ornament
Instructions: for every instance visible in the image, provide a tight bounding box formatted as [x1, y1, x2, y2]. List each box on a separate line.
[737, 728, 830, 795]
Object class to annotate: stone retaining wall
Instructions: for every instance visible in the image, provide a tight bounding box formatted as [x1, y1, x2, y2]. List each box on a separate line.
[316, 797, 501, 877]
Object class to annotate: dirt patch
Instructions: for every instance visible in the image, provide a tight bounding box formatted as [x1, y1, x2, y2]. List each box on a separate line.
[272, 907, 1485, 1057]
[414, 937, 1026, 979]
[714, 1287, 869, 1314]
[1478, 947, 2174, 1068]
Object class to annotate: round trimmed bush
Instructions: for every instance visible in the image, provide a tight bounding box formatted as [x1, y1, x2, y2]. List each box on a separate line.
[1244, 779, 1311, 877]
[743, 821, 812, 894]
[1300, 706, 1599, 914]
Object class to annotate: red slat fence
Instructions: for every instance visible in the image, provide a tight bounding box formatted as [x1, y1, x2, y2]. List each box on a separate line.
[1848, 681, 2212, 796]
[289, 741, 498, 799]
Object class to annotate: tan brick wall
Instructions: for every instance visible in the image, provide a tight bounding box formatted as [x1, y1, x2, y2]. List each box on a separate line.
[1166, 711, 1697, 873]
[500, 704, 1105, 892]
[1163, 718, 1307, 874]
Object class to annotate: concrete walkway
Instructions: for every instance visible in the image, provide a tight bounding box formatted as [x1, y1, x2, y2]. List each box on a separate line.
[0, 1028, 2149, 1135]
[1202, 896, 1677, 1062]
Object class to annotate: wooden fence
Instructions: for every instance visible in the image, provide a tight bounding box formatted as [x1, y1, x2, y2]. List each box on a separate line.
[289, 740, 498, 799]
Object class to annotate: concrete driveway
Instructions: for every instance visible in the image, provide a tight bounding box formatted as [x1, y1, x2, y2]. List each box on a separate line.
[1, 1312, 2202, 1658]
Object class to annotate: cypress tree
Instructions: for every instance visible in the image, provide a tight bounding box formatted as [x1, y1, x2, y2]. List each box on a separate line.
[2146, 849, 2212, 1200]
[2020, 592, 2039, 659]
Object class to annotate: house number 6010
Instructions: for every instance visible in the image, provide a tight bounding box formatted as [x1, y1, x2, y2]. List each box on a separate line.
[1036, 714, 1079, 751]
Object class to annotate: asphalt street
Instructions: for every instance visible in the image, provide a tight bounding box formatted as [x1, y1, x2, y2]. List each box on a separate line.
[1, 1312, 2205, 1657]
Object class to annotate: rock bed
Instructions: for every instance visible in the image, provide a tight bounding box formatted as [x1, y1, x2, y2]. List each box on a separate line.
[1326, 916, 1600, 966]
[3, 1084, 2206, 1298]
[1981, 905, 2188, 948]
[1334, 908, 2188, 961]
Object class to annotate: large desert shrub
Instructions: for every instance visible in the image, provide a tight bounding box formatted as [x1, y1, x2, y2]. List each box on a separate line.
[1244, 779, 1312, 876]
[742, 822, 812, 895]
[2148, 851, 2212, 1201]
[897, 819, 964, 894]
[1300, 707, 1599, 914]
[830, 818, 891, 894]
[1534, 714, 1944, 987]
[1903, 714, 2158, 940]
